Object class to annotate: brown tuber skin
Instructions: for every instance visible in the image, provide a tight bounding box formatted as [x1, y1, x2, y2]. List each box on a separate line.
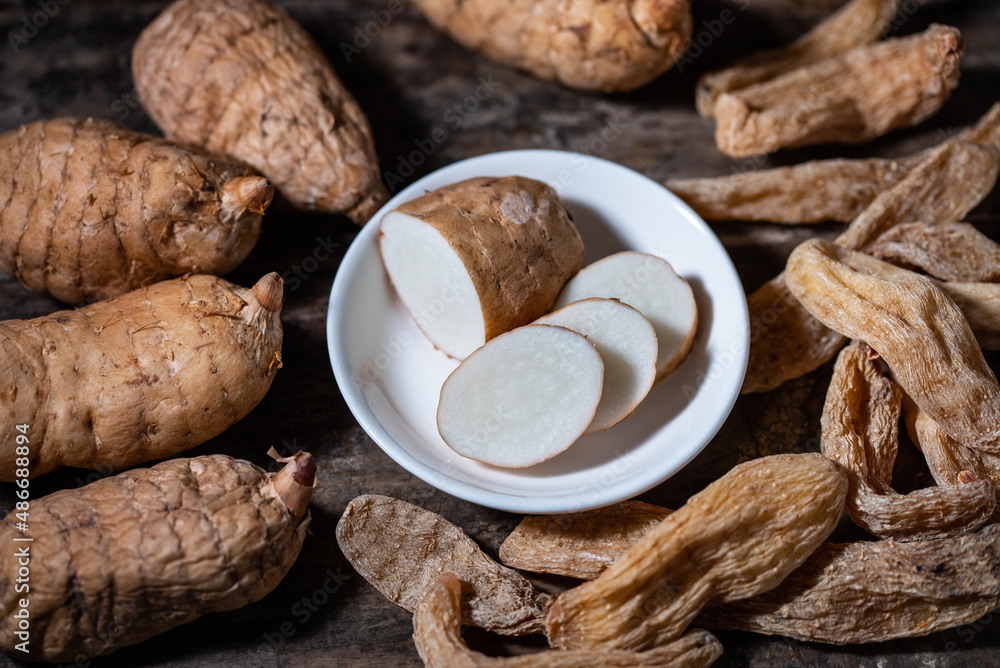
[697, 525, 1000, 644]
[713, 24, 964, 157]
[697, 0, 901, 118]
[413, 574, 724, 668]
[0, 118, 273, 304]
[388, 176, 584, 348]
[337, 494, 546, 636]
[410, 0, 692, 93]
[545, 453, 848, 651]
[0, 452, 315, 663]
[133, 0, 388, 224]
[0, 273, 284, 480]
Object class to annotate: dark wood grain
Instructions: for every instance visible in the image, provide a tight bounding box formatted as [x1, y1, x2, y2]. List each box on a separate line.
[1, 0, 999, 666]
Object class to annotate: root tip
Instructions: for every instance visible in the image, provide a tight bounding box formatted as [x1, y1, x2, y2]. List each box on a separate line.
[252, 272, 284, 312]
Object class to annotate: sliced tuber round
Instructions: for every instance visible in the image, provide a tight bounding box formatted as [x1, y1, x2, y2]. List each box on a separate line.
[555, 251, 698, 382]
[437, 324, 604, 467]
[379, 176, 584, 359]
[535, 298, 658, 432]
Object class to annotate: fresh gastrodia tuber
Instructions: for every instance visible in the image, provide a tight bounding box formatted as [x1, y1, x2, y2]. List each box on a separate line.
[0, 274, 283, 480]
[133, 0, 387, 223]
[410, 0, 692, 93]
[0, 452, 316, 663]
[0, 117, 273, 304]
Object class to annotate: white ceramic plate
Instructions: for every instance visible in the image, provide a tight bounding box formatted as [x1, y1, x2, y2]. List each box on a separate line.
[327, 150, 748, 513]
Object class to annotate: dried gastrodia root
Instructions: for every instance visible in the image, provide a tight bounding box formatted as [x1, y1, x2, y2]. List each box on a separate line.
[499, 500, 672, 580]
[822, 341, 995, 541]
[414, 574, 723, 668]
[134, 0, 387, 223]
[669, 101, 1000, 227]
[697, 524, 1000, 644]
[869, 221, 1000, 282]
[936, 282, 1000, 350]
[744, 136, 1000, 394]
[667, 154, 921, 224]
[697, 0, 900, 118]
[837, 141, 1000, 252]
[0, 117, 273, 304]
[786, 239, 1000, 455]
[410, 0, 693, 93]
[714, 24, 962, 157]
[545, 453, 847, 651]
[744, 271, 848, 395]
[0, 452, 316, 663]
[336, 495, 545, 636]
[904, 400, 1000, 491]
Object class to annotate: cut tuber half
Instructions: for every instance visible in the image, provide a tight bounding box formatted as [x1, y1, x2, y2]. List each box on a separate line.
[536, 298, 658, 432]
[437, 325, 604, 468]
[379, 177, 583, 359]
[554, 252, 697, 382]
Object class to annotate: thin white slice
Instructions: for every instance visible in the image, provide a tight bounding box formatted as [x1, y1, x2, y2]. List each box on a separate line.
[379, 211, 485, 359]
[535, 298, 658, 432]
[554, 251, 698, 382]
[437, 325, 604, 468]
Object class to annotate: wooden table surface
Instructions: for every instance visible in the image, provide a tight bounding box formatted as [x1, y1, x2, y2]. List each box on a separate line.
[2, 0, 999, 666]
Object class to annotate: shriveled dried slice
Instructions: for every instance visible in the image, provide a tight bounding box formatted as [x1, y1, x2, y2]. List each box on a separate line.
[697, 0, 900, 118]
[336, 495, 546, 636]
[437, 325, 604, 467]
[939, 281, 1000, 349]
[744, 272, 847, 394]
[545, 453, 847, 651]
[904, 401, 1000, 489]
[535, 299, 657, 432]
[869, 221, 1000, 282]
[554, 252, 697, 381]
[961, 102, 1000, 146]
[667, 154, 920, 224]
[380, 176, 584, 359]
[836, 139, 1000, 251]
[697, 525, 1000, 644]
[414, 573, 723, 668]
[743, 137, 1000, 394]
[499, 500, 672, 580]
[714, 24, 963, 157]
[786, 239, 1000, 455]
[822, 341, 995, 541]
[669, 103, 1000, 227]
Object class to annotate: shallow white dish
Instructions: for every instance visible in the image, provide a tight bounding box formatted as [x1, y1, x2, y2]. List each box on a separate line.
[327, 150, 748, 513]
